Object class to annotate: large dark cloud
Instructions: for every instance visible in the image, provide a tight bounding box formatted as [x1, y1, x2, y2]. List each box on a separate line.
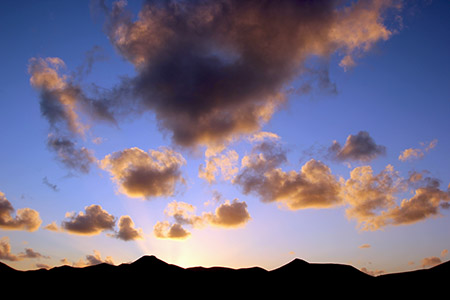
[94, 0, 401, 149]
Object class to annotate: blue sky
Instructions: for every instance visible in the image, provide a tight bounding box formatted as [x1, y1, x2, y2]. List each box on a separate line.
[0, 0, 449, 274]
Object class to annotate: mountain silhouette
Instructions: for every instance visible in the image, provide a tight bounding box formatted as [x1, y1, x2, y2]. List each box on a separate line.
[1, 256, 448, 297]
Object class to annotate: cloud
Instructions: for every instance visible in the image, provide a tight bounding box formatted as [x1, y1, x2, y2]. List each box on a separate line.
[0, 191, 42, 232]
[399, 139, 438, 162]
[441, 249, 448, 258]
[154, 199, 251, 240]
[112, 215, 144, 241]
[328, 131, 386, 162]
[421, 256, 441, 268]
[42, 176, 59, 192]
[203, 199, 251, 228]
[70, 250, 115, 267]
[47, 135, 96, 174]
[153, 221, 191, 240]
[0, 237, 20, 261]
[343, 165, 401, 231]
[61, 205, 116, 235]
[343, 166, 450, 231]
[359, 244, 371, 249]
[100, 147, 186, 199]
[28, 57, 115, 173]
[85, 250, 115, 266]
[234, 141, 342, 210]
[360, 267, 385, 276]
[43, 221, 60, 232]
[0, 237, 49, 262]
[85, 0, 402, 150]
[18, 248, 50, 260]
[199, 149, 239, 184]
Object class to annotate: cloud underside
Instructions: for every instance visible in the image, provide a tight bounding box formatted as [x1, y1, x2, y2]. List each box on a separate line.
[154, 199, 251, 240]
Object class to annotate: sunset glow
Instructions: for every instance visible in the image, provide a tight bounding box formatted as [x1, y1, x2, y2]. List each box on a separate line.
[1, 0, 449, 276]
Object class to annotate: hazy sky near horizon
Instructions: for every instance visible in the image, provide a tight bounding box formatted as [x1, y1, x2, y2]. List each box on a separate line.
[1, 0, 449, 275]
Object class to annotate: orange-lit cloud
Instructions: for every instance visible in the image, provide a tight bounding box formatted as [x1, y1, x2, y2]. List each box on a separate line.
[94, 0, 401, 150]
[399, 139, 438, 162]
[61, 205, 116, 235]
[112, 215, 144, 241]
[0, 191, 41, 232]
[359, 244, 371, 249]
[69, 250, 115, 268]
[441, 249, 448, 258]
[154, 199, 251, 240]
[235, 141, 342, 210]
[421, 256, 441, 268]
[0, 237, 20, 261]
[199, 149, 239, 184]
[203, 199, 251, 228]
[48, 207, 143, 241]
[343, 166, 450, 231]
[101, 147, 186, 199]
[153, 221, 191, 240]
[0, 237, 50, 262]
[360, 267, 385, 276]
[328, 131, 386, 162]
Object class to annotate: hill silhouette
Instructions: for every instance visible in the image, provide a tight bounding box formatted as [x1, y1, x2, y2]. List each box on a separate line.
[1, 255, 448, 297]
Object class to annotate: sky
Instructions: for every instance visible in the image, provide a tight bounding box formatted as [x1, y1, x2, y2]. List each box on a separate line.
[0, 0, 449, 275]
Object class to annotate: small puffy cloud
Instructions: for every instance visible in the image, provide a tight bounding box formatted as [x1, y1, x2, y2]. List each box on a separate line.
[71, 250, 115, 267]
[100, 147, 186, 199]
[43, 221, 60, 232]
[234, 141, 342, 210]
[61, 205, 116, 235]
[441, 249, 448, 258]
[0, 191, 42, 232]
[112, 215, 143, 241]
[199, 150, 239, 184]
[399, 139, 438, 162]
[328, 131, 386, 162]
[85, 250, 114, 266]
[421, 256, 441, 268]
[154, 199, 251, 240]
[359, 244, 371, 249]
[36, 263, 51, 269]
[18, 248, 50, 260]
[0, 237, 20, 261]
[203, 199, 251, 228]
[153, 221, 191, 240]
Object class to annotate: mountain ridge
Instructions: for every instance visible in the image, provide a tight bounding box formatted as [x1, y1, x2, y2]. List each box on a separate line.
[1, 255, 448, 296]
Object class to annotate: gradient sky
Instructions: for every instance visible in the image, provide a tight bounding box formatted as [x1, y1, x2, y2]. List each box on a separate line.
[1, 0, 449, 275]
